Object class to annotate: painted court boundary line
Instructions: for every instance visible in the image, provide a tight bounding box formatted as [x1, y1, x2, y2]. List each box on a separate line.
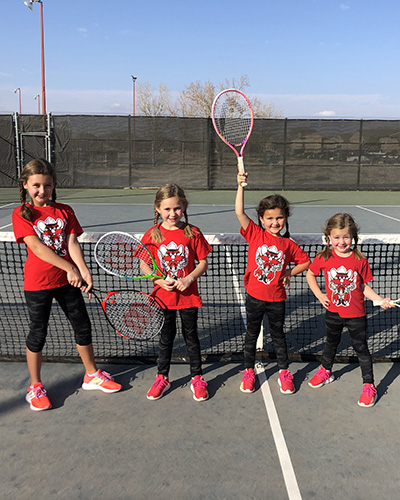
[225, 248, 301, 499]
[256, 365, 302, 500]
[356, 205, 400, 223]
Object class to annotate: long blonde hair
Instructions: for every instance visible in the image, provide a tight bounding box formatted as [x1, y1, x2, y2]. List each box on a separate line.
[150, 184, 197, 243]
[18, 159, 57, 221]
[318, 213, 365, 261]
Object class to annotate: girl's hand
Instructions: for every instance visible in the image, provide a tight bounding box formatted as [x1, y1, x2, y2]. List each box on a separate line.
[318, 293, 330, 309]
[67, 266, 83, 288]
[80, 271, 93, 298]
[174, 276, 193, 292]
[155, 278, 176, 292]
[380, 297, 394, 310]
[281, 270, 291, 288]
[237, 172, 248, 186]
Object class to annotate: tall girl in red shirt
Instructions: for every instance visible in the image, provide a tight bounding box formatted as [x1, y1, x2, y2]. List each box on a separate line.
[13, 159, 121, 411]
[141, 184, 212, 402]
[307, 213, 393, 407]
[235, 172, 310, 395]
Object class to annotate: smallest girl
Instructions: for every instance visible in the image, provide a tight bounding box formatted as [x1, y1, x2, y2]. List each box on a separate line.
[141, 184, 212, 402]
[307, 213, 393, 408]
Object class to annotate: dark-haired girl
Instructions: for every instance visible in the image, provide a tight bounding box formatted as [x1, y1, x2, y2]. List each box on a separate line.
[235, 172, 310, 395]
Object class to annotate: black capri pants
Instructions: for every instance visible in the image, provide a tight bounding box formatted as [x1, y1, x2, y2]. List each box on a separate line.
[24, 284, 92, 352]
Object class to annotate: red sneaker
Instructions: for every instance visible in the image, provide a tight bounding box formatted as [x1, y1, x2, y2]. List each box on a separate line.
[147, 374, 170, 400]
[82, 369, 121, 393]
[191, 375, 208, 402]
[308, 366, 335, 389]
[278, 370, 294, 394]
[26, 382, 52, 411]
[358, 383, 377, 408]
[240, 368, 255, 393]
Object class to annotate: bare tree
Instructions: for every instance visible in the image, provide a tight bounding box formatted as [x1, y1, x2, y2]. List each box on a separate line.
[136, 75, 281, 118]
[136, 82, 176, 116]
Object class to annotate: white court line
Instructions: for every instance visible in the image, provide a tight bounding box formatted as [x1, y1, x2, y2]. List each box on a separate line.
[256, 365, 303, 500]
[225, 247, 301, 499]
[0, 223, 12, 230]
[0, 203, 16, 209]
[356, 205, 400, 223]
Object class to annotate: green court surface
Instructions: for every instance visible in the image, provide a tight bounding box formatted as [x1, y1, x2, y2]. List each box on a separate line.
[1, 187, 400, 206]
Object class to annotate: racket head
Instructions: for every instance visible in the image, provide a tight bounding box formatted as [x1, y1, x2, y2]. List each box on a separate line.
[94, 231, 165, 280]
[99, 290, 164, 340]
[211, 88, 254, 156]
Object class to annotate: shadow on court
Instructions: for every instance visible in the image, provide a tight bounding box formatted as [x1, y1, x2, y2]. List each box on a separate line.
[1, 360, 400, 500]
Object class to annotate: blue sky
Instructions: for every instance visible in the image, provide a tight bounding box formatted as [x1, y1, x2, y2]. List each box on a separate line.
[1, 0, 400, 118]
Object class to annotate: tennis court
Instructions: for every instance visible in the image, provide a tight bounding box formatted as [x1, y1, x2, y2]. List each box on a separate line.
[1, 188, 400, 499]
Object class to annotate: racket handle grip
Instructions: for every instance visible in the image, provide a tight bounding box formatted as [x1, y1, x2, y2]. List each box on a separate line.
[373, 299, 394, 306]
[237, 156, 248, 187]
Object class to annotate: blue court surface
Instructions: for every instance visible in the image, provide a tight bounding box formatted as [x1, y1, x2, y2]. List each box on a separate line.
[1, 189, 400, 499]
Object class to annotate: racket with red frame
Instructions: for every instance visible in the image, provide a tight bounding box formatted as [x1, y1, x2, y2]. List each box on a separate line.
[211, 88, 254, 187]
[90, 287, 164, 340]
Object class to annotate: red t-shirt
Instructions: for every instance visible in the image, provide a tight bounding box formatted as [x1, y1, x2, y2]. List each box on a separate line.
[141, 224, 212, 309]
[309, 249, 373, 318]
[12, 202, 83, 291]
[240, 219, 309, 302]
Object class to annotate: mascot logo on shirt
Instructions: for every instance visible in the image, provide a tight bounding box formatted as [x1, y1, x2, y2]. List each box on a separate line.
[158, 242, 189, 280]
[254, 244, 285, 285]
[328, 265, 357, 307]
[33, 216, 67, 256]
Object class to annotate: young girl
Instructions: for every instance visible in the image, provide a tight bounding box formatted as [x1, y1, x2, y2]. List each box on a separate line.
[235, 172, 310, 395]
[12, 159, 121, 411]
[306, 213, 393, 408]
[141, 184, 212, 402]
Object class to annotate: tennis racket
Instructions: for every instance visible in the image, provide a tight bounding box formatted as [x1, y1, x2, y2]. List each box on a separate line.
[95, 231, 171, 281]
[90, 287, 164, 340]
[211, 88, 254, 187]
[373, 299, 400, 307]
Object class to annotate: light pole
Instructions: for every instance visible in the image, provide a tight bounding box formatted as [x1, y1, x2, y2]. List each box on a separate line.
[34, 94, 40, 114]
[24, 0, 46, 115]
[131, 75, 137, 116]
[13, 88, 22, 114]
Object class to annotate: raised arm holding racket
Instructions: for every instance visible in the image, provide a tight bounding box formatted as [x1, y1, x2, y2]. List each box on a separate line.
[211, 88, 254, 187]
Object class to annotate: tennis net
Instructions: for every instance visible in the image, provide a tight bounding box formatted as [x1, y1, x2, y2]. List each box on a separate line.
[1, 232, 399, 363]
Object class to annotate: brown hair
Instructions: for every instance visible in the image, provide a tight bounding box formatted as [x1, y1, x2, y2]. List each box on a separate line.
[257, 194, 291, 238]
[318, 212, 365, 261]
[150, 183, 197, 243]
[18, 159, 57, 221]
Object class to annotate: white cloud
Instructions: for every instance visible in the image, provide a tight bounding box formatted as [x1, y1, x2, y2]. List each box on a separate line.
[339, 4, 350, 10]
[315, 110, 337, 117]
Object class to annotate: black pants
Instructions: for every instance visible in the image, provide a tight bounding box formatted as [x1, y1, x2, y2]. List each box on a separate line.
[322, 310, 373, 384]
[244, 293, 287, 370]
[157, 307, 202, 378]
[24, 285, 92, 352]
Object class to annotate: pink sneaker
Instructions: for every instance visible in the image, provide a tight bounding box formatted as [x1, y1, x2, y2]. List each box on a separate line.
[82, 370, 121, 393]
[278, 370, 294, 394]
[147, 374, 170, 400]
[240, 368, 255, 393]
[191, 375, 208, 402]
[358, 383, 377, 408]
[308, 366, 335, 389]
[26, 382, 52, 411]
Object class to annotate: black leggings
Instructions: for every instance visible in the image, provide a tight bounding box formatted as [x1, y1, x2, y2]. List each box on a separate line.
[24, 285, 92, 352]
[244, 293, 287, 370]
[157, 307, 202, 378]
[322, 310, 373, 384]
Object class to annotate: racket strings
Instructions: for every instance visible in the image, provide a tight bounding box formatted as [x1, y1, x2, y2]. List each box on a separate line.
[214, 95, 252, 145]
[95, 233, 153, 278]
[105, 292, 164, 340]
